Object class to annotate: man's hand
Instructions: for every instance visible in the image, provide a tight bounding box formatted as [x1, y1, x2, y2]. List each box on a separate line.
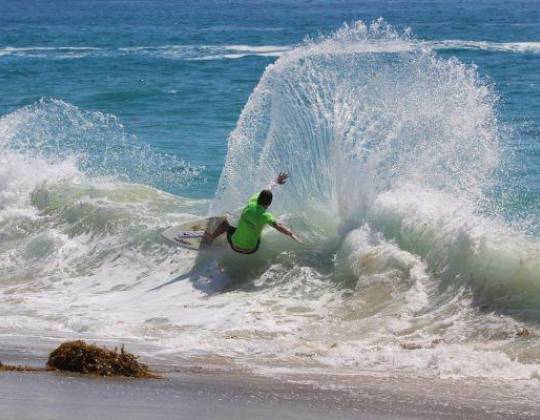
[290, 232, 303, 244]
[276, 172, 289, 185]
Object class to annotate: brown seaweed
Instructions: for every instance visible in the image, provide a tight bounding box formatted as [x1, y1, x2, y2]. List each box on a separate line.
[46, 340, 158, 378]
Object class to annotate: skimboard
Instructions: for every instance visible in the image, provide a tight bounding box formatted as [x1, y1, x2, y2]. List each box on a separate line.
[161, 216, 227, 251]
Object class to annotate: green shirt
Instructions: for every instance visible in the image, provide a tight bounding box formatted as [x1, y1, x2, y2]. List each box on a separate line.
[231, 193, 276, 250]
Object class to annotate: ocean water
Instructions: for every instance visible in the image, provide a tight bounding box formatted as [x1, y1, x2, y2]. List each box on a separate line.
[1, 0, 540, 381]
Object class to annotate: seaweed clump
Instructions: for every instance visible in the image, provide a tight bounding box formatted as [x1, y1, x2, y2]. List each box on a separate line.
[47, 340, 156, 378]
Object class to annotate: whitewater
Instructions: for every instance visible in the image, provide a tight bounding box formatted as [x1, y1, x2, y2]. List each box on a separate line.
[1, 20, 540, 383]
[3, 41, 540, 62]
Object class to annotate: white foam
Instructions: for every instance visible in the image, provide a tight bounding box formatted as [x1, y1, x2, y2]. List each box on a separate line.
[119, 44, 292, 60]
[368, 186, 540, 307]
[429, 40, 540, 54]
[224, 44, 292, 53]
[0, 46, 101, 58]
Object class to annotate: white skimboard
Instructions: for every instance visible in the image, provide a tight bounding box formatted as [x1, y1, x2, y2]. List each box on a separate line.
[161, 216, 226, 251]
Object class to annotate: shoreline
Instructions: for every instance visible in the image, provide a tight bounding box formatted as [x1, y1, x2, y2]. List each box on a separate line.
[2, 347, 540, 420]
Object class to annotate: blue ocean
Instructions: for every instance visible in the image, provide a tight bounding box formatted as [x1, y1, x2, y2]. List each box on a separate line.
[1, 0, 540, 381]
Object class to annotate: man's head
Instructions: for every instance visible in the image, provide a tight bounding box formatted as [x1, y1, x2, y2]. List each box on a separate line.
[257, 189, 273, 208]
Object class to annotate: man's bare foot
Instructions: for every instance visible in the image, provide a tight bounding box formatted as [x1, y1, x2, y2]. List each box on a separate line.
[201, 231, 213, 247]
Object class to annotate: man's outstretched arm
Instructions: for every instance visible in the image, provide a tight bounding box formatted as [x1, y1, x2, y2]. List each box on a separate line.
[271, 221, 302, 243]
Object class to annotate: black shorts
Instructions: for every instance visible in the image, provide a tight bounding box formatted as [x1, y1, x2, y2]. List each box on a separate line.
[226, 225, 260, 255]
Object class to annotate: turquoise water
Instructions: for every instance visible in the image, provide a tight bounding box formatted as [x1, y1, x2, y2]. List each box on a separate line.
[1, 0, 540, 381]
[1, 0, 539, 205]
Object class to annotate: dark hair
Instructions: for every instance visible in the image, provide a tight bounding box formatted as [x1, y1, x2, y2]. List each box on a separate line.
[257, 189, 273, 207]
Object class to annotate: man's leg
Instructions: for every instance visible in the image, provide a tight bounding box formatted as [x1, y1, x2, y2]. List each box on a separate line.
[202, 219, 229, 245]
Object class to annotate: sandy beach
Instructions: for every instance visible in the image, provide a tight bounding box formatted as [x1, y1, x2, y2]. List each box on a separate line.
[2, 347, 540, 420]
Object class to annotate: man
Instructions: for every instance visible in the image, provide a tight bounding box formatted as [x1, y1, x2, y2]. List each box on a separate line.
[204, 172, 301, 254]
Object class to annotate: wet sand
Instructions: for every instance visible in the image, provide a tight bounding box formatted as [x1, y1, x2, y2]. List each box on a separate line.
[1, 351, 540, 420]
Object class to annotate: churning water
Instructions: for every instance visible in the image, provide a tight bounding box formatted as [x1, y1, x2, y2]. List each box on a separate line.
[1, 11, 540, 381]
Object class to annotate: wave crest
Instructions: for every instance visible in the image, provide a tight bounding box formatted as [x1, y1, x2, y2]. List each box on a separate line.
[0, 98, 202, 192]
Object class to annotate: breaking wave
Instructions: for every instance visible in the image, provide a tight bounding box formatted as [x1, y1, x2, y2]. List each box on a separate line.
[1, 21, 540, 382]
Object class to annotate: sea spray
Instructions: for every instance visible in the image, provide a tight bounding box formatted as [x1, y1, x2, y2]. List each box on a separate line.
[213, 20, 499, 221]
[213, 19, 540, 309]
[0, 98, 203, 193]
